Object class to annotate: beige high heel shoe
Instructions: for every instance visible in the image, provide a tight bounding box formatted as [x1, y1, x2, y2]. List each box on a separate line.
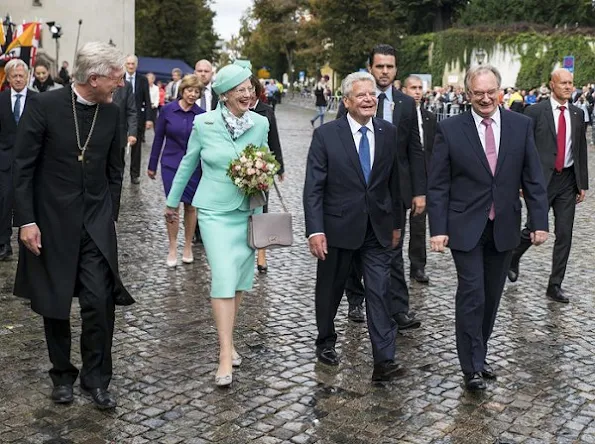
[215, 373, 232, 387]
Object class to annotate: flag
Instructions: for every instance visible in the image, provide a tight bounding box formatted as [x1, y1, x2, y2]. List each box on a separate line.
[0, 22, 41, 87]
[0, 23, 5, 46]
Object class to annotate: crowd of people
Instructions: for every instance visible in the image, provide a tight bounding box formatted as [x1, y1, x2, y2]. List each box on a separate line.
[0, 38, 590, 412]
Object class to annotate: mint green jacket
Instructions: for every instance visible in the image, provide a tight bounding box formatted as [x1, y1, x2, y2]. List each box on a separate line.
[166, 104, 270, 211]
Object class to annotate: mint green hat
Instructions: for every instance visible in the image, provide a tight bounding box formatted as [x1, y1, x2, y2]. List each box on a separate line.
[234, 59, 252, 71]
[212, 64, 252, 95]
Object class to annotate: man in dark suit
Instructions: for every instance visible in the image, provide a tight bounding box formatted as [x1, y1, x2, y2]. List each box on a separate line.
[304, 72, 403, 381]
[0, 59, 36, 260]
[112, 80, 137, 165]
[428, 65, 549, 391]
[124, 55, 153, 184]
[13, 42, 134, 409]
[402, 75, 437, 283]
[337, 44, 425, 329]
[508, 69, 588, 303]
[195, 59, 219, 111]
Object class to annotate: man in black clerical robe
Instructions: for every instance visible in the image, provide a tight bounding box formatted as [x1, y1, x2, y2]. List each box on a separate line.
[12, 42, 134, 410]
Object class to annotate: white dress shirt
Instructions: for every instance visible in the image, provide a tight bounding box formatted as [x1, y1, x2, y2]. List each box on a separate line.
[550, 97, 573, 168]
[471, 108, 501, 155]
[347, 113, 375, 167]
[376, 86, 393, 125]
[203, 83, 214, 111]
[11, 87, 28, 114]
[416, 106, 424, 147]
[149, 84, 160, 108]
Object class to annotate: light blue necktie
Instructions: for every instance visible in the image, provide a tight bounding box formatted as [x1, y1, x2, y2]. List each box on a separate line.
[358, 126, 371, 184]
[14, 94, 22, 124]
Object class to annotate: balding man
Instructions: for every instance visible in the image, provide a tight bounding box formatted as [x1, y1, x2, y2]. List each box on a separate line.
[125, 55, 152, 184]
[508, 69, 588, 303]
[195, 59, 218, 111]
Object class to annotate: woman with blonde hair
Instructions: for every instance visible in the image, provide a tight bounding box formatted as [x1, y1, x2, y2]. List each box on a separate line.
[148, 74, 205, 266]
[165, 64, 269, 387]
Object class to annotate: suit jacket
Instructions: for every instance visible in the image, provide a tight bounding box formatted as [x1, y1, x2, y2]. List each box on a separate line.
[253, 100, 284, 175]
[112, 80, 137, 145]
[0, 88, 36, 171]
[165, 79, 181, 102]
[337, 86, 426, 208]
[131, 73, 152, 125]
[420, 107, 437, 167]
[166, 104, 269, 212]
[524, 100, 588, 191]
[427, 109, 549, 252]
[303, 116, 403, 250]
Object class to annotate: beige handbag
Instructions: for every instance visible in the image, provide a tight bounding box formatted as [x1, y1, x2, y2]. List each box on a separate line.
[248, 181, 293, 249]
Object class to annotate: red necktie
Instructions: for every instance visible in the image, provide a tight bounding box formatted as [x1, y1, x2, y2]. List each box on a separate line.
[555, 105, 566, 172]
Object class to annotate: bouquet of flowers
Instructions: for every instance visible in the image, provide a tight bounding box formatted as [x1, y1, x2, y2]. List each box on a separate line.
[227, 144, 280, 196]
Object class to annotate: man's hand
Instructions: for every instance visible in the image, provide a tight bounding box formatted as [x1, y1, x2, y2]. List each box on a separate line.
[392, 229, 401, 249]
[127, 136, 137, 146]
[576, 190, 586, 204]
[147, 170, 157, 180]
[430, 235, 449, 253]
[411, 195, 426, 216]
[308, 234, 328, 261]
[20, 224, 42, 256]
[530, 230, 548, 246]
[145, 121, 153, 130]
[165, 206, 179, 224]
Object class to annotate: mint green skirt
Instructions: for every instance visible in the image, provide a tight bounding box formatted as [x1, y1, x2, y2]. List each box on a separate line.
[198, 207, 256, 298]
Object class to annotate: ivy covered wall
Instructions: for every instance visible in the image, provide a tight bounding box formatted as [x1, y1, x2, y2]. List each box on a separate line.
[397, 27, 595, 88]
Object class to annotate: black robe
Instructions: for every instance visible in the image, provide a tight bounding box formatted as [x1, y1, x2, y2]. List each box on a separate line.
[12, 85, 134, 319]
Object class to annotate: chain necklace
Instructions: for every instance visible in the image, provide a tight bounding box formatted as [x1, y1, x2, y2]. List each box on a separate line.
[71, 87, 100, 162]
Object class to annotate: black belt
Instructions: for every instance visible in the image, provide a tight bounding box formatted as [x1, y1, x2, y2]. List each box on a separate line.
[553, 166, 574, 175]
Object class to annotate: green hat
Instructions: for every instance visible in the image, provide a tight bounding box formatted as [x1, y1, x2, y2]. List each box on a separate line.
[234, 59, 252, 71]
[212, 64, 252, 95]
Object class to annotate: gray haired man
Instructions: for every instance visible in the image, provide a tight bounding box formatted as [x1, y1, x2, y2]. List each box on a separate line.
[13, 41, 135, 409]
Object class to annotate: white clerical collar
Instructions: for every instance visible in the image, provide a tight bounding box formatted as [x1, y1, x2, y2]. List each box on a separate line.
[72, 85, 96, 105]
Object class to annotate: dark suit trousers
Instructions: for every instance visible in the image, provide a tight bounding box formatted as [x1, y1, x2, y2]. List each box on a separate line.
[408, 209, 427, 273]
[514, 168, 577, 287]
[129, 123, 146, 178]
[0, 167, 13, 244]
[451, 221, 511, 375]
[316, 222, 397, 363]
[346, 203, 410, 316]
[43, 229, 115, 389]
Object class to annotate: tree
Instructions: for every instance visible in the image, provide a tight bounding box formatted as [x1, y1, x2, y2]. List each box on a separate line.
[136, 0, 218, 66]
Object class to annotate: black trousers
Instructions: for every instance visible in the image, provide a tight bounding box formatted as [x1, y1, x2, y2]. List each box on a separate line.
[315, 223, 396, 363]
[43, 229, 115, 389]
[513, 168, 577, 287]
[451, 220, 511, 375]
[0, 168, 13, 245]
[129, 123, 146, 178]
[346, 204, 410, 316]
[408, 209, 427, 273]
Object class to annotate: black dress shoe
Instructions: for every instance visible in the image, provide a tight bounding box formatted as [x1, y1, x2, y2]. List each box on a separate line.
[394, 313, 421, 330]
[131, 177, 140, 185]
[50, 385, 74, 404]
[410, 269, 429, 283]
[546, 285, 569, 303]
[348, 305, 365, 323]
[0, 244, 12, 261]
[316, 347, 339, 366]
[81, 387, 117, 410]
[372, 361, 405, 382]
[508, 257, 520, 282]
[464, 372, 486, 391]
[482, 362, 497, 380]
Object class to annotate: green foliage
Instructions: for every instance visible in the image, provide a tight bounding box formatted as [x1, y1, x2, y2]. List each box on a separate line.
[397, 27, 595, 88]
[136, 0, 218, 66]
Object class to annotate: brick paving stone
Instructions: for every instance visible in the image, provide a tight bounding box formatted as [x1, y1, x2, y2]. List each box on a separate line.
[1, 106, 595, 442]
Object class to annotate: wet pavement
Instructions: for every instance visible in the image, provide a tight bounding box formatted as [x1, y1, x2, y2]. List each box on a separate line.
[1, 104, 595, 444]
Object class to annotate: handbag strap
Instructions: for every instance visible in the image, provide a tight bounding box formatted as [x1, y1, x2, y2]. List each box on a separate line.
[272, 180, 288, 213]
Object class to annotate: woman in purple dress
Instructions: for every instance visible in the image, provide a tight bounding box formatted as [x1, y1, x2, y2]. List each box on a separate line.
[148, 75, 205, 267]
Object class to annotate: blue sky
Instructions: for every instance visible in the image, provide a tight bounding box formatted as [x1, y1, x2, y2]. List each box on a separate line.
[212, 0, 253, 41]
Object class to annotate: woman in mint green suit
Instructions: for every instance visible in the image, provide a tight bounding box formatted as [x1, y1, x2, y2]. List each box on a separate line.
[165, 63, 269, 387]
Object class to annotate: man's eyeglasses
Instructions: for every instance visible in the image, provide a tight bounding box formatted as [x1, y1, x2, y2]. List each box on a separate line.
[469, 89, 498, 99]
[96, 74, 126, 83]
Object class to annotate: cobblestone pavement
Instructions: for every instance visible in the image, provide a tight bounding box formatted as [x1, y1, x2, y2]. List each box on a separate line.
[1, 104, 595, 444]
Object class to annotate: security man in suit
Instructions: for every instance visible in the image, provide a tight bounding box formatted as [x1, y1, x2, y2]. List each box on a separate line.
[112, 80, 137, 165]
[402, 75, 437, 284]
[508, 68, 588, 303]
[337, 44, 426, 330]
